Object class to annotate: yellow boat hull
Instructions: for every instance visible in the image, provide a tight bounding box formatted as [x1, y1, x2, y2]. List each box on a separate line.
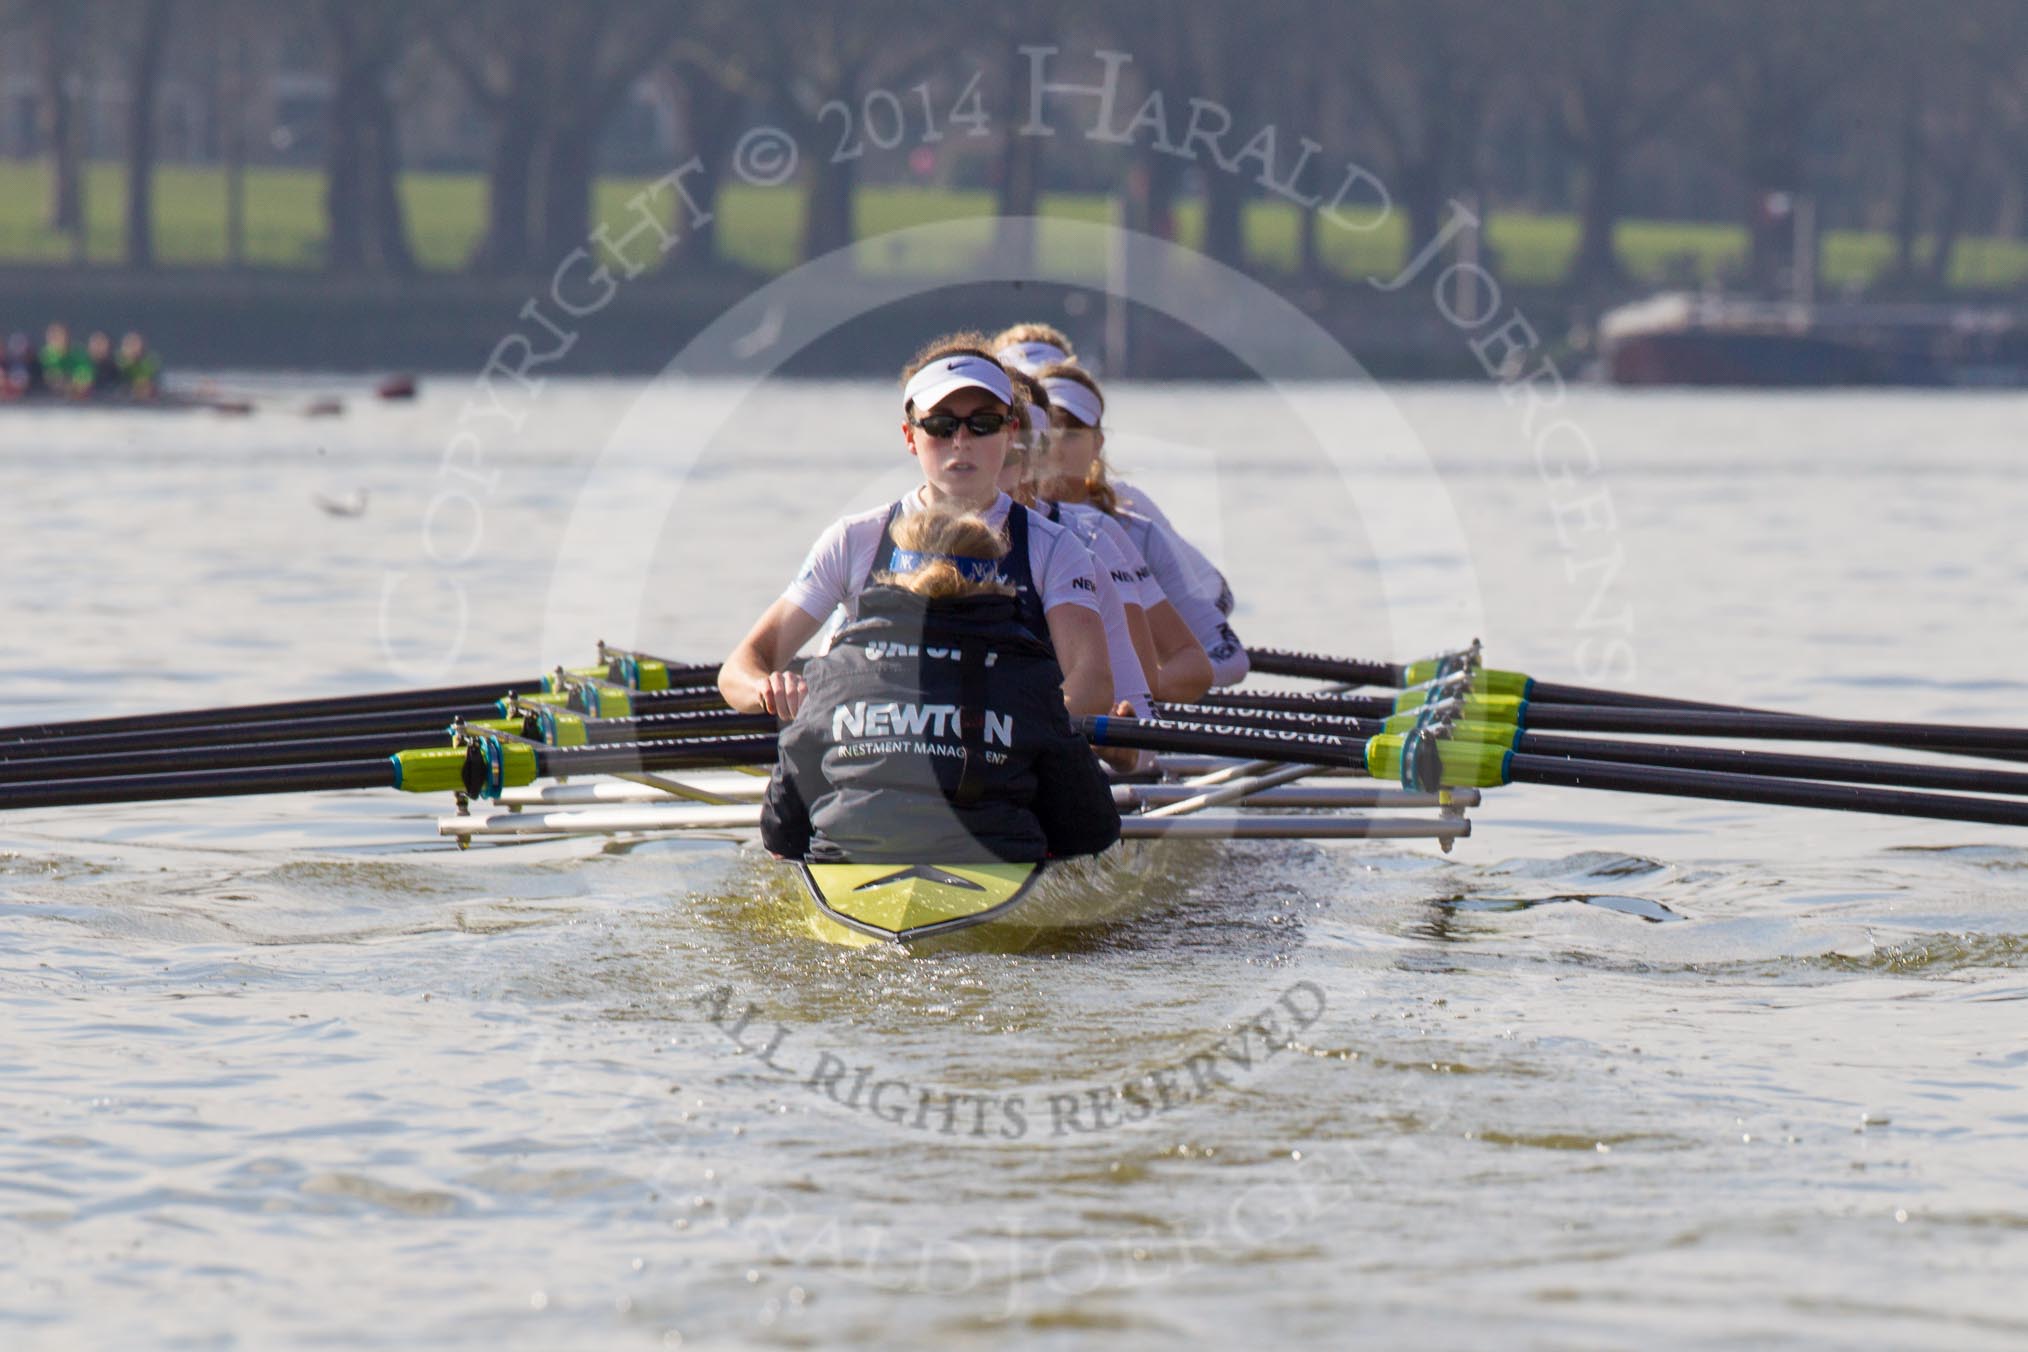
[796, 860, 1046, 944]
[791, 844, 1174, 950]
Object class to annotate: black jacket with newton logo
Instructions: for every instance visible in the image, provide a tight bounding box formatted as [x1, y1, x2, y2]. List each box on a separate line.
[761, 586, 1122, 864]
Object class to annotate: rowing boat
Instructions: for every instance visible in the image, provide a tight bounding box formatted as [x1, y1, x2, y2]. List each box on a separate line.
[7, 639, 2028, 951]
[445, 760, 1474, 948]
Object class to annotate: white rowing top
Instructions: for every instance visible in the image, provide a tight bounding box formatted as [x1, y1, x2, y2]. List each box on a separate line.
[1111, 508, 1249, 686]
[1113, 479, 1229, 614]
[1051, 500, 1163, 612]
[782, 488, 1103, 630]
[1082, 529, 1153, 715]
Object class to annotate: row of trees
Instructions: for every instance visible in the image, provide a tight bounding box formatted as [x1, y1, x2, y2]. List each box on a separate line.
[14, 0, 2028, 295]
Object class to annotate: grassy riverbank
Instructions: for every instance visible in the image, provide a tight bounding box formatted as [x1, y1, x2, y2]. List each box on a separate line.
[5, 159, 2028, 291]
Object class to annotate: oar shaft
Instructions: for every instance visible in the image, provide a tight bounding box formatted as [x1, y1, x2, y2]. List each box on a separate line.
[1526, 704, 2028, 756]
[1520, 680, 1759, 714]
[0, 702, 509, 762]
[577, 709, 772, 745]
[1082, 715, 1371, 770]
[1242, 648, 1403, 688]
[1510, 754, 2028, 829]
[0, 735, 780, 813]
[1515, 731, 2028, 797]
[0, 690, 729, 764]
[1200, 691, 1398, 719]
[0, 709, 780, 784]
[1244, 648, 1746, 711]
[0, 760, 398, 810]
[0, 663, 726, 747]
[0, 679, 545, 745]
[1167, 703, 2028, 798]
[1207, 689, 2028, 759]
[1, 729, 450, 782]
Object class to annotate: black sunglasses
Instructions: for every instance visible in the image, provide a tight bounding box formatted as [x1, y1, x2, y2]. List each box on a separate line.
[911, 411, 1012, 439]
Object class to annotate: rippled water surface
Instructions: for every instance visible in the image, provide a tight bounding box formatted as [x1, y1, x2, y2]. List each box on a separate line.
[3, 379, 2027, 1348]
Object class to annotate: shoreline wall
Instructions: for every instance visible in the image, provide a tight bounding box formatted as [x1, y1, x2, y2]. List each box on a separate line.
[0, 265, 1582, 381]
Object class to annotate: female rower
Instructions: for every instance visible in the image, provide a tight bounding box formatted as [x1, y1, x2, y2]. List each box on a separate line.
[991, 320, 1076, 381]
[1002, 371, 1213, 704]
[1033, 362, 1250, 686]
[759, 508, 1121, 864]
[1000, 369, 1150, 716]
[990, 323, 1236, 621]
[718, 334, 1112, 721]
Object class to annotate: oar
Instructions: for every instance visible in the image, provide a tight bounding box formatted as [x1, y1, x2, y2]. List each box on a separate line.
[1160, 703, 2028, 799]
[1205, 689, 2028, 760]
[0, 708, 774, 784]
[1246, 646, 1754, 712]
[1083, 715, 2028, 829]
[0, 678, 547, 745]
[0, 658, 723, 745]
[0, 688, 730, 766]
[0, 735, 779, 812]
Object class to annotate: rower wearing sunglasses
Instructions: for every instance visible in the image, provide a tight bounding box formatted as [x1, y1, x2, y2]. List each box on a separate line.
[719, 335, 1112, 722]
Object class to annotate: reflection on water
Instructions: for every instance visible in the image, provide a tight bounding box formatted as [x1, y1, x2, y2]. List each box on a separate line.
[3, 381, 2027, 1347]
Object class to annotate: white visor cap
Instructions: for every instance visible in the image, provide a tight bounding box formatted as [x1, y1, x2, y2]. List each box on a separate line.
[904, 354, 1014, 413]
[1041, 376, 1102, 428]
[996, 339, 1070, 375]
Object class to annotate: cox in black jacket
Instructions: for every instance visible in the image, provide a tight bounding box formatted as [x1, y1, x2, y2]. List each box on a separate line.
[761, 586, 1122, 864]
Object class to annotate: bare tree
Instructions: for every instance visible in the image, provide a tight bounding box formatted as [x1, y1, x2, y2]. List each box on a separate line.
[34, 7, 87, 241]
[531, 5, 685, 264]
[431, 0, 544, 273]
[765, 0, 945, 264]
[1995, 13, 2028, 246]
[1710, 0, 1869, 295]
[433, 1, 682, 273]
[1532, 0, 1726, 293]
[970, 0, 1070, 271]
[324, 0, 417, 275]
[1875, 0, 2014, 290]
[664, 1, 768, 272]
[1090, 5, 1192, 245]
[1335, 0, 1510, 265]
[123, 0, 177, 269]
[1182, 3, 1261, 269]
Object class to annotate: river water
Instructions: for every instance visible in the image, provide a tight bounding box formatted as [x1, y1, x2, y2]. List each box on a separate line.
[2, 377, 2026, 1348]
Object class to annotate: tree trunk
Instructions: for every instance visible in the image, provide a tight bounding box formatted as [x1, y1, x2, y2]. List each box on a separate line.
[1569, 131, 1628, 292]
[37, 13, 84, 237]
[532, 103, 599, 264]
[1398, 158, 1450, 271]
[1139, 143, 1184, 241]
[365, 75, 415, 274]
[802, 151, 857, 262]
[993, 43, 1043, 269]
[125, 0, 174, 269]
[669, 71, 744, 270]
[1200, 165, 1246, 269]
[1296, 193, 1321, 277]
[1891, 73, 1923, 283]
[1922, 131, 1986, 290]
[221, 29, 247, 268]
[323, 3, 415, 276]
[473, 83, 542, 274]
[324, 65, 370, 271]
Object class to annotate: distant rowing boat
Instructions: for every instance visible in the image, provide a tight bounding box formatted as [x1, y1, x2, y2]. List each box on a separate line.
[1, 373, 417, 418]
[1, 389, 253, 415]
